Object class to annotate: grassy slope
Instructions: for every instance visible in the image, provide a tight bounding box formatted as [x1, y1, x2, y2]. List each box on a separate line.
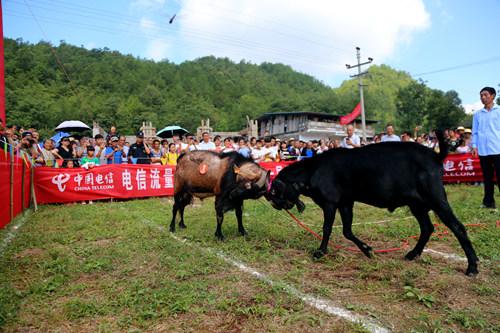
[0, 185, 498, 332]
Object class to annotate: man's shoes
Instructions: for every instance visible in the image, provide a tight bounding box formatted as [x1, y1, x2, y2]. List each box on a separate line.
[480, 204, 496, 209]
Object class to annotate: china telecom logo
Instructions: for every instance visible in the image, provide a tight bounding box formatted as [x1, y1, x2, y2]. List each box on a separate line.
[52, 174, 70, 192]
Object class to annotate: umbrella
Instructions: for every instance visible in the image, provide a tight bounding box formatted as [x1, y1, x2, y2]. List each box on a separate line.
[156, 125, 188, 138]
[50, 131, 71, 143]
[54, 120, 92, 132]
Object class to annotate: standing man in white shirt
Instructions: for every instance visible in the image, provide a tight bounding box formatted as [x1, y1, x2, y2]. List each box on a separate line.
[198, 132, 216, 151]
[342, 124, 361, 149]
[380, 124, 401, 142]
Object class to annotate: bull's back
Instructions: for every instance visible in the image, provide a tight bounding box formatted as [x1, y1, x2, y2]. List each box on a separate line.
[307, 143, 443, 207]
[174, 151, 228, 196]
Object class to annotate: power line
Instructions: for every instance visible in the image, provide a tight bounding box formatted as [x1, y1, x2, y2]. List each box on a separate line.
[4, 6, 348, 73]
[5, 11, 343, 74]
[412, 56, 500, 76]
[6, 0, 353, 68]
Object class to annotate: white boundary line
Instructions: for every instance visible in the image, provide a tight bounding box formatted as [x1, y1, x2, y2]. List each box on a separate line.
[0, 209, 32, 256]
[139, 217, 391, 333]
[423, 249, 467, 262]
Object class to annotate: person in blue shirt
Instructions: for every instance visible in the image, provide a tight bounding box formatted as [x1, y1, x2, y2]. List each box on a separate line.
[471, 87, 500, 209]
[300, 141, 317, 158]
[105, 135, 125, 164]
[237, 138, 251, 158]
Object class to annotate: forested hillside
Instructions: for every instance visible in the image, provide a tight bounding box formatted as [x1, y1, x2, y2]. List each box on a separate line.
[4, 38, 468, 136]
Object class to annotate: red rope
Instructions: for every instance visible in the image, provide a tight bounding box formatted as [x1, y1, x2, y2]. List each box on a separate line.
[285, 210, 497, 254]
[23, 0, 95, 125]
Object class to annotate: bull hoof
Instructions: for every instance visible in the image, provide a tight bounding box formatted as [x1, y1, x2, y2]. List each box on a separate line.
[169, 227, 175, 233]
[239, 229, 248, 236]
[404, 251, 419, 261]
[179, 222, 187, 229]
[361, 244, 374, 258]
[215, 233, 225, 241]
[313, 249, 326, 260]
[466, 266, 479, 277]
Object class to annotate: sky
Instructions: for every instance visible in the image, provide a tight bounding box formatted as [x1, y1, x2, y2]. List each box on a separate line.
[3, 0, 500, 114]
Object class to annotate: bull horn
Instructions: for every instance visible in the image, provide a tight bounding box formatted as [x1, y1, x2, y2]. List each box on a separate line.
[233, 164, 258, 179]
[255, 170, 268, 188]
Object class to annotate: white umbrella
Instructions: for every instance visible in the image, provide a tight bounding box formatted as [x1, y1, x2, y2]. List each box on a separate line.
[54, 120, 92, 132]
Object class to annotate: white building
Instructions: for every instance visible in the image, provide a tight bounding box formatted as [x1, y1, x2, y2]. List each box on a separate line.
[254, 111, 378, 142]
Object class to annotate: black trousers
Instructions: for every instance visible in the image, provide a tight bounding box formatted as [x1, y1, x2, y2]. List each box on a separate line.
[479, 154, 500, 206]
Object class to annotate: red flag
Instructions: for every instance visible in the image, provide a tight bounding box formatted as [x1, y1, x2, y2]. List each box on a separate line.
[340, 102, 361, 125]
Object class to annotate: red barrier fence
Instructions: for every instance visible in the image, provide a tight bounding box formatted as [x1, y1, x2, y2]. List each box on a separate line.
[0, 149, 32, 229]
[33, 161, 295, 204]
[31, 153, 491, 205]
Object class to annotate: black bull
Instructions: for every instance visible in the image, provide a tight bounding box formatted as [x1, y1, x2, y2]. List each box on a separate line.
[267, 134, 479, 276]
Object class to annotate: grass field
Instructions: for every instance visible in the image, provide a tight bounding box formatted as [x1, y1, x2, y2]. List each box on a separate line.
[0, 185, 499, 332]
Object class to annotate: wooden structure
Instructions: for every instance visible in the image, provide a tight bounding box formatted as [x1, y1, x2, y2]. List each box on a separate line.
[196, 118, 257, 141]
[140, 121, 156, 140]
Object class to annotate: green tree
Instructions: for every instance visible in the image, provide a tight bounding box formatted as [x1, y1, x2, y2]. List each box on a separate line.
[425, 90, 466, 130]
[395, 80, 428, 132]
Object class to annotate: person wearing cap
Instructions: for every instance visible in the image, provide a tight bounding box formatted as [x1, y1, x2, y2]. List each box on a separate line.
[472, 86, 500, 209]
[105, 135, 125, 164]
[128, 132, 151, 164]
[94, 134, 107, 165]
[456, 126, 465, 138]
[16, 131, 40, 159]
[463, 128, 473, 150]
[287, 137, 295, 152]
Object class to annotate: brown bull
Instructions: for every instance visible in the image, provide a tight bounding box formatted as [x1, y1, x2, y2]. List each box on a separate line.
[170, 150, 270, 240]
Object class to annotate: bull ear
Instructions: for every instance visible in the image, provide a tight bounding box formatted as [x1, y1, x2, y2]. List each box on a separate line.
[233, 165, 241, 174]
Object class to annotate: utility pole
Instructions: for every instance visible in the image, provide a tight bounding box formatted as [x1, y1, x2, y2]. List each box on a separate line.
[346, 47, 373, 141]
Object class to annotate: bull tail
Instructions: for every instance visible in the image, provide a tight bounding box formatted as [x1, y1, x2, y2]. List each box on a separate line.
[435, 129, 448, 163]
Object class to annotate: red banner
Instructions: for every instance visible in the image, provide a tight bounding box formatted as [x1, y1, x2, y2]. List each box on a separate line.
[340, 102, 362, 125]
[442, 152, 495, 182]
[34, 164, 177, 204]
[31, 153, 490, 205]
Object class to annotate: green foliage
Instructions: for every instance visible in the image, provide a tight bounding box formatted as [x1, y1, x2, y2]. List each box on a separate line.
[395, 80, 429, 132]
[425, 89, 467, 130]
[5, 38, 471, 137]
[5, 38, 337, 135]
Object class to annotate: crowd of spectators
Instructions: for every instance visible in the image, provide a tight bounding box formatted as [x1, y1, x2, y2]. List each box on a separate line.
[0, 122, 476, 168]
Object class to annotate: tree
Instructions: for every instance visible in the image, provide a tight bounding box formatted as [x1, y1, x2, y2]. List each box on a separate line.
[395, 80, 428, 132]
[425, 90, 467, 130]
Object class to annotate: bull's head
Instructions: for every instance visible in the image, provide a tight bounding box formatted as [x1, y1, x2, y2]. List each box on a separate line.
[267, 178, 306, 213]
[231, 164, 270, 200]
